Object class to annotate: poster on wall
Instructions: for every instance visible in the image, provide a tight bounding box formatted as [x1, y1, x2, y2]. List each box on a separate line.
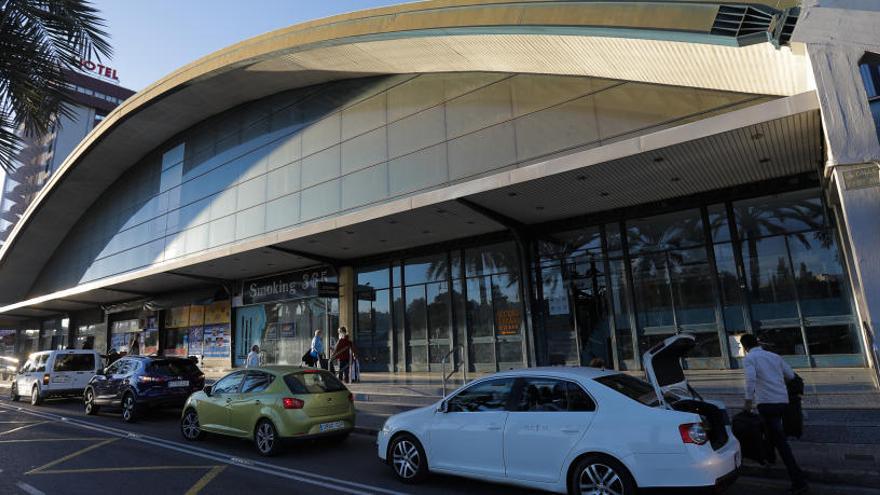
[189, 306, 205, 327]
[166, 306, 190, 328]
[279, 323, 295, 339]
[188, 327, 204, 356]
[143, 317, 159, 356]
[203, 324, 231, 358]
[495, 308, 522, 336]
[205, 301, 231, 324]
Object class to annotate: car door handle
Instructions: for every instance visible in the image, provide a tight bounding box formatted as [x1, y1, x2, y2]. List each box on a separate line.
[487, 424, 503, 431]
[562, 428, 581, 434]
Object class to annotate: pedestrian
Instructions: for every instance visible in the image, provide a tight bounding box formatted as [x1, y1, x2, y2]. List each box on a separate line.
[107, 348, 120, 365]
[310, 329, 324, 368]
[246, 344, 261, 368]
[741, 334, 808, 494]
[331, 327, 358, 382]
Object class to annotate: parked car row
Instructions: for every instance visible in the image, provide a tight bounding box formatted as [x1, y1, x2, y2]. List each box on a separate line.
[7, 335, 741, 494]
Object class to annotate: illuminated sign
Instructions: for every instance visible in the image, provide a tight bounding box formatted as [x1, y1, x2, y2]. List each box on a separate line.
[77, 59, 119, 81]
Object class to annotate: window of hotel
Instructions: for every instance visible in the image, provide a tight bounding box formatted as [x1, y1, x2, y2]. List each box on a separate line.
[859, 52, 880, 144]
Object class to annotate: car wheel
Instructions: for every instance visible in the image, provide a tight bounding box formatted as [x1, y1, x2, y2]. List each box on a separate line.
[254, 419, 282, 456]
[390, 434, 428, 484]
[30, 386, 42, 406]
[84, 389, 100, 415]
[569, 454, 637, 495]
[181, 409, 206, 441]
[10, 383, 19, 402]
[121, 393, 139, 423]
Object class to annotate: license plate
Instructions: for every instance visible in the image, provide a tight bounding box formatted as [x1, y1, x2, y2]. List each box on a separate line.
[169, 380, 189, 388]
[319, 421, 345, 432]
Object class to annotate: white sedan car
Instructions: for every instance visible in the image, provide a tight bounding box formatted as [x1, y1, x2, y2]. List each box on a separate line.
[377, 334, 741, 494]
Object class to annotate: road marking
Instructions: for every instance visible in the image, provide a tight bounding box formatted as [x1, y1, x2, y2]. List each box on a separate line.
[0, 437, 107, 443]
[185, 466, 226, 495]
[15, 482, 45, 495]
[26, 438, 118, 474]
[0, 421, 49, 436]
[32, 465, 219, 475]
[0, 403, 408, 495]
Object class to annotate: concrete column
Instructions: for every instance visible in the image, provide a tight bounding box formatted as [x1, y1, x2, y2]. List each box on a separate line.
[337, 265, 355, 340]
[830, 164, 880, 384]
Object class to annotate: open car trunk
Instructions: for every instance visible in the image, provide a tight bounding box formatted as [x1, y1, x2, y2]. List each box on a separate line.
[642, 334, 730, 450]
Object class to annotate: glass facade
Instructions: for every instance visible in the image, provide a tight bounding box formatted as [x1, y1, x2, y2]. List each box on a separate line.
[356, 241, 527, 373]
[535, 186, 862, 370]
[33, 73, 769, 296]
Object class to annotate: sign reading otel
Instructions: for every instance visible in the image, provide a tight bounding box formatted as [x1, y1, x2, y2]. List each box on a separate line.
[77, 59, 119, 81]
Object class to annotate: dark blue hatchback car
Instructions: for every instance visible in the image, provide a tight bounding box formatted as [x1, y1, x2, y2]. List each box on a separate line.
[84, 356, 204, 422]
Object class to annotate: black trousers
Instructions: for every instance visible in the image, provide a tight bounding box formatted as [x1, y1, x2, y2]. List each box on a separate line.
[758, 403, 806, 488]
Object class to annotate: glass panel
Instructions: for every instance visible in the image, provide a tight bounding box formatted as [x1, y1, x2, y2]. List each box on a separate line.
[807, 324, 860, 355]
[300, 179, 340, 221]
[714, 243, 746, 332]
[465, 241, 519, 277]
[756, 327, 807, 357]
[683, 332, 723, 370]
[265, 192, 300, 231]
[393, 287, 405, 371]
[406, 286, 427, 342]
[341, 92, 387, 141]
[514, 95, 599, 162]
[734, 190, 827, 240]
[492, 273, 523, 338]
[669, 247, 716, 325]
[301, 145, 340, 188]
[447, 378, 514, 412]
[341, 162, 388, 210]
[626, 209, 704, 253]
[405, 254, 448, 285]
[571, 255, 612, 367]
[743, 236, 799, 321]
[539, 226, 602, 259]
[373, 289, 392, 370]
[386, 74, 444, 122]
[608, 259, 634, 368]
[427, 282, 451, 342]
[447, 122, 517, 181]
[706, 204, 731, 243]
[540, 261, 578, 365]
[788, 231, 851, 317]
[510, 74, 601, 117]
[387, 143, 448, 196]
[445, 80, 512, 139]
[358, 265, 391, 290]
[464, 276, 494, 336]
[387, 105, 446, 159]
[341, 126, 387, 174]
[631, 252, 674, 329]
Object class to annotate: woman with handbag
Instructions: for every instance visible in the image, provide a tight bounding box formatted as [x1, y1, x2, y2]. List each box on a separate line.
[309, 329, 325, 368]
[331, 327, 357, 382]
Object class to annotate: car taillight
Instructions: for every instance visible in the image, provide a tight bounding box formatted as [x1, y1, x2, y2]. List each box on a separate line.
[282, 397, 304, 409]
[679, 423, 708, 445]
[42, 374, 50, 385]
[139, 376, 162, 383]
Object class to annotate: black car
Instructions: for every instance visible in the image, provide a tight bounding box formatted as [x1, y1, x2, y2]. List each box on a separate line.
[84, 356, 205, 422]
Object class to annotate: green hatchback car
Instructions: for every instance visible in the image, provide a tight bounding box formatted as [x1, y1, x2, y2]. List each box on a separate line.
[180, 366, 355, 455]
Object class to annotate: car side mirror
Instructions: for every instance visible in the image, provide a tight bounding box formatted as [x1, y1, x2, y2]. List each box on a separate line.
[437, 400, 448, 413]
[203, 385, 213, 396]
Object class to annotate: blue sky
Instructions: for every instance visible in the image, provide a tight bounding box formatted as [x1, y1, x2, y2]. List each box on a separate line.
[92, 0, 399, 91]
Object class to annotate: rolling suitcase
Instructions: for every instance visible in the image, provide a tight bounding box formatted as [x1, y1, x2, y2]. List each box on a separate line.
[732, 411, 773, 464]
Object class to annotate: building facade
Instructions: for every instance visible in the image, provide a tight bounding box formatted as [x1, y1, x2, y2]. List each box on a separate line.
[0, 0, 878, 382]
[0, 70, 134, 246]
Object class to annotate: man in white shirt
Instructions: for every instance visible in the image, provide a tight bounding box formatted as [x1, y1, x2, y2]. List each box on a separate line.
[741, 334, 807, 494]
[245, 344, 261, 368]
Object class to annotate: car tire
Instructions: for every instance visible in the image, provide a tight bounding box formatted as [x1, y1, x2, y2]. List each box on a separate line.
[568, 454, 637, 495]
[254, 419, 282, 456]
[10, 383, 19, 402]
[121, 392, 139, 423]
[30, 386, 42, 406]
[181, 408, 206, 441]
[389, 433, 429, 484]
[84, 388, 100, 415]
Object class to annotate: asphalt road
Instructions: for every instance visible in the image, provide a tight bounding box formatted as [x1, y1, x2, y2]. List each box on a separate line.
[0, 396, 876, 495]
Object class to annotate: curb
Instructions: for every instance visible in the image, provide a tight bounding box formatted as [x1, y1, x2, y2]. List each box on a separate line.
[739, 464, 880, 490]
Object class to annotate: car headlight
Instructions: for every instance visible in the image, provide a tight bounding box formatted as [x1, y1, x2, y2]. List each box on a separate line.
[381, 421, 392, 434]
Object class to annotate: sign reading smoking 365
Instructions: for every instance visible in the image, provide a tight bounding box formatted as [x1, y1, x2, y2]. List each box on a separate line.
[243, 268, 334, 305]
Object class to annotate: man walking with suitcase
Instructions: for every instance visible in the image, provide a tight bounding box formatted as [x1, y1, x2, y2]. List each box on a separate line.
[741, 334, 808, 494]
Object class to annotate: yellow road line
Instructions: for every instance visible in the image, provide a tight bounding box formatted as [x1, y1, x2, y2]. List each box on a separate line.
[0, 437, 106, 444]
[26, 437, 118, 474]
[0, 421, 50, 436]
[31, 465, 220, 475]
[185, 466, 227, 495]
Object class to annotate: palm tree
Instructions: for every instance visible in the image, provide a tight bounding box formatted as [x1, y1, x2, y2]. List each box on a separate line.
[0, 0, 112, 173]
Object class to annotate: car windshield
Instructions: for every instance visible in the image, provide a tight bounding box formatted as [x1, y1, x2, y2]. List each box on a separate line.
[284, 371, 347, 394]
[148, 360, 200, 376]
[595, 374, 661, 407]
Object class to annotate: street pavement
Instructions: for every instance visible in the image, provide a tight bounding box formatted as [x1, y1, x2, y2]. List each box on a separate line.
[0, 396, 877, 495]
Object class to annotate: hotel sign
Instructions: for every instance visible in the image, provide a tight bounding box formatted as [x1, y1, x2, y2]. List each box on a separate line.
[243, 268, 337, 305]
[77, 59, 120, 82]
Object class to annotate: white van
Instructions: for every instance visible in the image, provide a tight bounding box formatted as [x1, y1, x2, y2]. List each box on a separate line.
[10, 350, 103, 405]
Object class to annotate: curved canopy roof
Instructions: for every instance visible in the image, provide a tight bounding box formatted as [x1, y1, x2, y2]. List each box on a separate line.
[0, 0, 810, 306]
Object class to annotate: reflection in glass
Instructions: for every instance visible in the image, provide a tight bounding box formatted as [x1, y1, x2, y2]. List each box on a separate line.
[631, 252, 674, 329]
[743, 236, 798, 321]
[714, 243, 746, 332]
[789, 232, 851, 317]
[734, 190, 826, 240]
[807, 325, 859, 355]
[669, 248, 716, 326]
[757, 327, 806, 356]
[626, 209, 704, 254]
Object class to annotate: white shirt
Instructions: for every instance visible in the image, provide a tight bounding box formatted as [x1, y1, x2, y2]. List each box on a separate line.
[245, 351, 261, 368]
[744, 346, 795, 405]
